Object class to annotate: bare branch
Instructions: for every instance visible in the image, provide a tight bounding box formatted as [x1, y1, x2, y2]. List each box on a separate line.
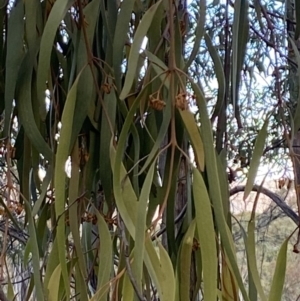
[230, 184, 299, 225]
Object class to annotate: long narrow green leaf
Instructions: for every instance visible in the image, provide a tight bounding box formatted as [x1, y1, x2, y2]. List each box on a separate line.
[122, 273, 134, 301]
[68, 141, 88, 300]
[179, 110, 205, 171]
[48, 264, 62, 301]
[191, 81, 250, 301]
[113, 0, 136, 92]
[70, 0, 101, 150]
[4, 1, 24, 136]
[111, 144, 173, 301]
[134, 162, 155, 292]
[32, 166, 53, 216]
[193, 169, 218, 301]
[54, 69, 85, 300]
[24, 0, 38, 54]
[178, 220, 196, 301]
[268, 239, 288, 301]
[205, 33, 226, 121]
[100, 0, 116, 48]
[158, 243, 176, 301]
[16, 55, 53, 162]
[184, 0, 206, 71]
[145, 50, 168, 71]
[247, 220, 267, 301]
[232, 0, 249, 110]
[99, 84, 117, 207]
[37, 0, 73, 120]
[232, 217, 256, 300]
[244, 117, 269, 200]
[120, 0, 163, 99]
[94, 209, 113, 301]
[23, 197, 44, 301]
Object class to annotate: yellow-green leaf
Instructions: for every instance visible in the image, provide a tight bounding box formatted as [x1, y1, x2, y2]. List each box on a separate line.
[158, 243, 176, 301]
[94, 210, 113, 300]
[179, 109, 205, 171]
[268, 238, 288, 301]
[134, 162, 155, 291]
[37, 0, 73, 120]
[120, 0, 163, 99]
[244, 117, 269, 200]
[193, 168, 217, 301]
[178, 220, 196, 301]
[54, 69, 85, 299]
[247, 220, 267, 301]
[48, 264, 62, 301]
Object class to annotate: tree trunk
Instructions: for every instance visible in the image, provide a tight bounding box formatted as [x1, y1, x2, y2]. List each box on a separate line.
[286, 0, 300, 228]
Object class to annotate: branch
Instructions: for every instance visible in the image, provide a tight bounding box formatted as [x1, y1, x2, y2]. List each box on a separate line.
[152, 184, 299, 241]
[230, 184, 299, 225]
[0, 222, 28, 245]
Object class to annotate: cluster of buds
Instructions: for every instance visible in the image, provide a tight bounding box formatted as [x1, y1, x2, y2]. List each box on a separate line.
[176, 90, 196, 110]
[149, 93, 166, 111]
[101, 82, 112, 94]
[81, 212, 97, 224]
[176, 91, 189, 110]
[66, 211, 117, 226]
[0, 202, 24, 217]
[65, 212, 97, 226]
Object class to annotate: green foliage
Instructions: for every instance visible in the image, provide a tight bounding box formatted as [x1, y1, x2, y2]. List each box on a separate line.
[0, 0, 297, 301]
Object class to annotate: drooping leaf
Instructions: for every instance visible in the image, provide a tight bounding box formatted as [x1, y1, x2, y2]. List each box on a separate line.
[244, 117, 269, 200]
[134, 162, 155, 292]
[193, 169, 218, 301]
[37, 0, 74, 120]
[120, 0, 163, 99]
[16, 54, 53, 162]
[54, 69, 86, 299]
[23, 196, 44, 301]
[184, 0, 206, 71]
[192, 80, 250, 301]
[179, 109, 205, 171]
[94, 209, 113, 301]
[4, 1, 24, 136]
[68, 141, 89, 300]
[205, 33, 225, 122]
[158, 242, 176, 301]
[47, 264, 62, 301]
[232, 0, 249, 110]
[247, 220, 267, 301]
[268, 239, 289, 301]
[178, 220, 196, 301]
[113, 0, 136, 92]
